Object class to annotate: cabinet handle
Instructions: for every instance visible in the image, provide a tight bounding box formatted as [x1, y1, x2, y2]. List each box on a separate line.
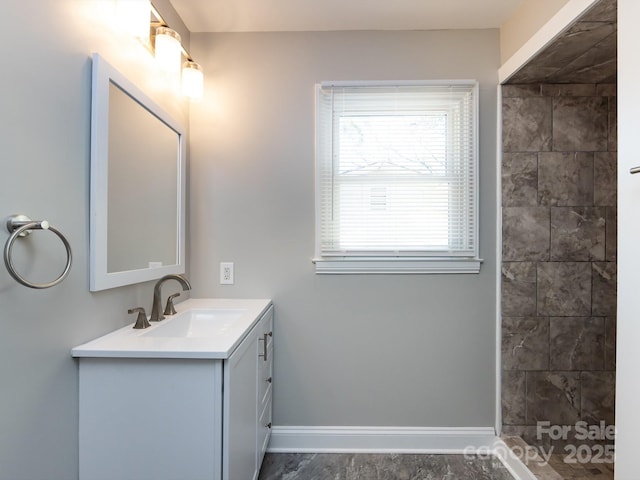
[266, 377, 272, 384]
[631, 166, 640, 174]
[259, 331, 272, 362]
[265, 422, 272, 429]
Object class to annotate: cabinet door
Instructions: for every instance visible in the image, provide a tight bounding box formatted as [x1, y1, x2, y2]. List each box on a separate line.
[79, 358, 223, 480]
[224, 322, 259, 480]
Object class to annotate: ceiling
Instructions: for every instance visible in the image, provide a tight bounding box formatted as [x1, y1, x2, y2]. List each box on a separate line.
[169, 0, 526, 33]
[507, 0, 617, 83]
[168, 0, 616, 84]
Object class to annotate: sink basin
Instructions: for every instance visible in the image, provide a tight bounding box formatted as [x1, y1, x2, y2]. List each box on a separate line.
[71, 298, 272, 359]
[143, 309, 245, 338]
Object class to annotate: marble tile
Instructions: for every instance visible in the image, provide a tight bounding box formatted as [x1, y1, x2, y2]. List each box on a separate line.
[509, 22, 616, 84]
[526, 371, 581, 426]
[508, 66, 559, 85]
[552, 96, 608, 151]
[540, 84, 596, 97]
[547, 33, 616, 84]
[502, 84, 541, 98]
[605, 207, 617, 261]
[538, 152, 593, 206]
[550, 207, 605, 261]
[258, 453, 516, 480]
[597, 83, 616, 96]
[608, 96, 617, 151]
[502, 153, 538, 207]
[503, 207, 550, 261]
[501, 426, 551, 450]
[502, 317, 550, 371]
[502, 370, 526, 425]
[604, 316, 616, 371]
[537, 262, 591, 317]
[592, 262, 617, 316]
[502, 262, 537, 316]
[581, 0, 617, 23]
[503, 97, 552, 152]
[581, 371, 616, 426]
[501, 3, 618, 453]
[549, 317, 605, 371]
[547, 453, 614, 480]
[594, 152, 617, 206]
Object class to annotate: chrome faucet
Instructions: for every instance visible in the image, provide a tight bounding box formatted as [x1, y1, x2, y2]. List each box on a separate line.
[150, 274, 192, 322]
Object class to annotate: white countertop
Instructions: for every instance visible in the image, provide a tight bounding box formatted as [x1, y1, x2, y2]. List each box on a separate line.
[71, 298, 272, 359]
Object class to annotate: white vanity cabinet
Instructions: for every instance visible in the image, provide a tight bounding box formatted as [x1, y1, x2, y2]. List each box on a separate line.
[73, 299, 273, 480]
[224, 305, 273, 480]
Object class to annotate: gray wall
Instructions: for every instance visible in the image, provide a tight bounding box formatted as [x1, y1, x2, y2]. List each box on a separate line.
[0, 7, 500, 478]
[0, 1, 189, 479]
[189, 30, 500, 427]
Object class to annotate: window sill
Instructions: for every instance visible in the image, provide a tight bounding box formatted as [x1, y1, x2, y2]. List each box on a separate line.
[312, 257, 483, 274]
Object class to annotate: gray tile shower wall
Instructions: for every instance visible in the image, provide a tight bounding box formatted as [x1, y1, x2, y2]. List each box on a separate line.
[501, 84, 617, 447]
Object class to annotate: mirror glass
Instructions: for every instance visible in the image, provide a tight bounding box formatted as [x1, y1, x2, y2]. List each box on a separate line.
[90, 53, 185, 291]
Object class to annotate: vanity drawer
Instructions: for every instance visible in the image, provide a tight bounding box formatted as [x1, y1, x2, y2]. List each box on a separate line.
[258, 344, 273, 406]
[257, 395, 272, 466]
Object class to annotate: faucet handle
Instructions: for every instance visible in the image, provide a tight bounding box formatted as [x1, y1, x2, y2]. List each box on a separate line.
[163, 293, 180, 316]
[128, 307, 151, 329]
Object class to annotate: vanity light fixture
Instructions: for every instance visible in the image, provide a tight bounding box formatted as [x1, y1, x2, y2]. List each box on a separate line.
[115, 0, 151, 39]
[114, 2, 205, 100]
[149, 4, 204, 100]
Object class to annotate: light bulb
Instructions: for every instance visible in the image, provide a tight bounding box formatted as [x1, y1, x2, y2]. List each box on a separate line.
[155, 26, 182, 74]
[182, 61, 204, 100]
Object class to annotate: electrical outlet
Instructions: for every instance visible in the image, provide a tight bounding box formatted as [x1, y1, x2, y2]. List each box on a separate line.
[220, 262, 234, 285]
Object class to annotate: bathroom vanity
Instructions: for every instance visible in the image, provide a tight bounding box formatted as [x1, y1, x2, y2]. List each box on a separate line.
[72, 298, 273, 480]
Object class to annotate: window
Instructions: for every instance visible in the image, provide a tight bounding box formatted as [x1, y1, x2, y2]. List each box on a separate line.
[314, 82, 481, 274]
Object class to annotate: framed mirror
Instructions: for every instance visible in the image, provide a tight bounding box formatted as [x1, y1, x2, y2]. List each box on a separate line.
[90, 53, 186, 291]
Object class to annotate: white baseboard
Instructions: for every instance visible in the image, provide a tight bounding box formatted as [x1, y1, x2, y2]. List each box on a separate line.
[491, 438, 539, 480]
[268, 425, 495, 453]
[267, 426, 536, 480]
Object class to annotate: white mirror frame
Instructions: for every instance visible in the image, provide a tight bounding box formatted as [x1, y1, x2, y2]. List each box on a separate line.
[89, 53, 186, 291]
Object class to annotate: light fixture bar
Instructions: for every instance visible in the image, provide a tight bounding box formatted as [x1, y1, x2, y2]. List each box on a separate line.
[149, 2, 163, 24]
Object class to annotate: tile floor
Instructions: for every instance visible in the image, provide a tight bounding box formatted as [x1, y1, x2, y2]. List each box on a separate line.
[258, 439, 615, 479]
[502, 436, 614, 480]
[546, 454, 614, 480]
[257, 452, 516, 480]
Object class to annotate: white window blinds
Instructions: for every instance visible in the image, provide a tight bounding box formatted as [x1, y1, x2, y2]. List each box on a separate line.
[315, 82, 479, 266]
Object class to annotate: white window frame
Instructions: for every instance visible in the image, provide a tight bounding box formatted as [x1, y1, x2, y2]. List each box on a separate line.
[313, 80, 482, 274]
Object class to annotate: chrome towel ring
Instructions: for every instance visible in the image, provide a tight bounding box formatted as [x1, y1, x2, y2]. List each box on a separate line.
[3, 214, 72, 289]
